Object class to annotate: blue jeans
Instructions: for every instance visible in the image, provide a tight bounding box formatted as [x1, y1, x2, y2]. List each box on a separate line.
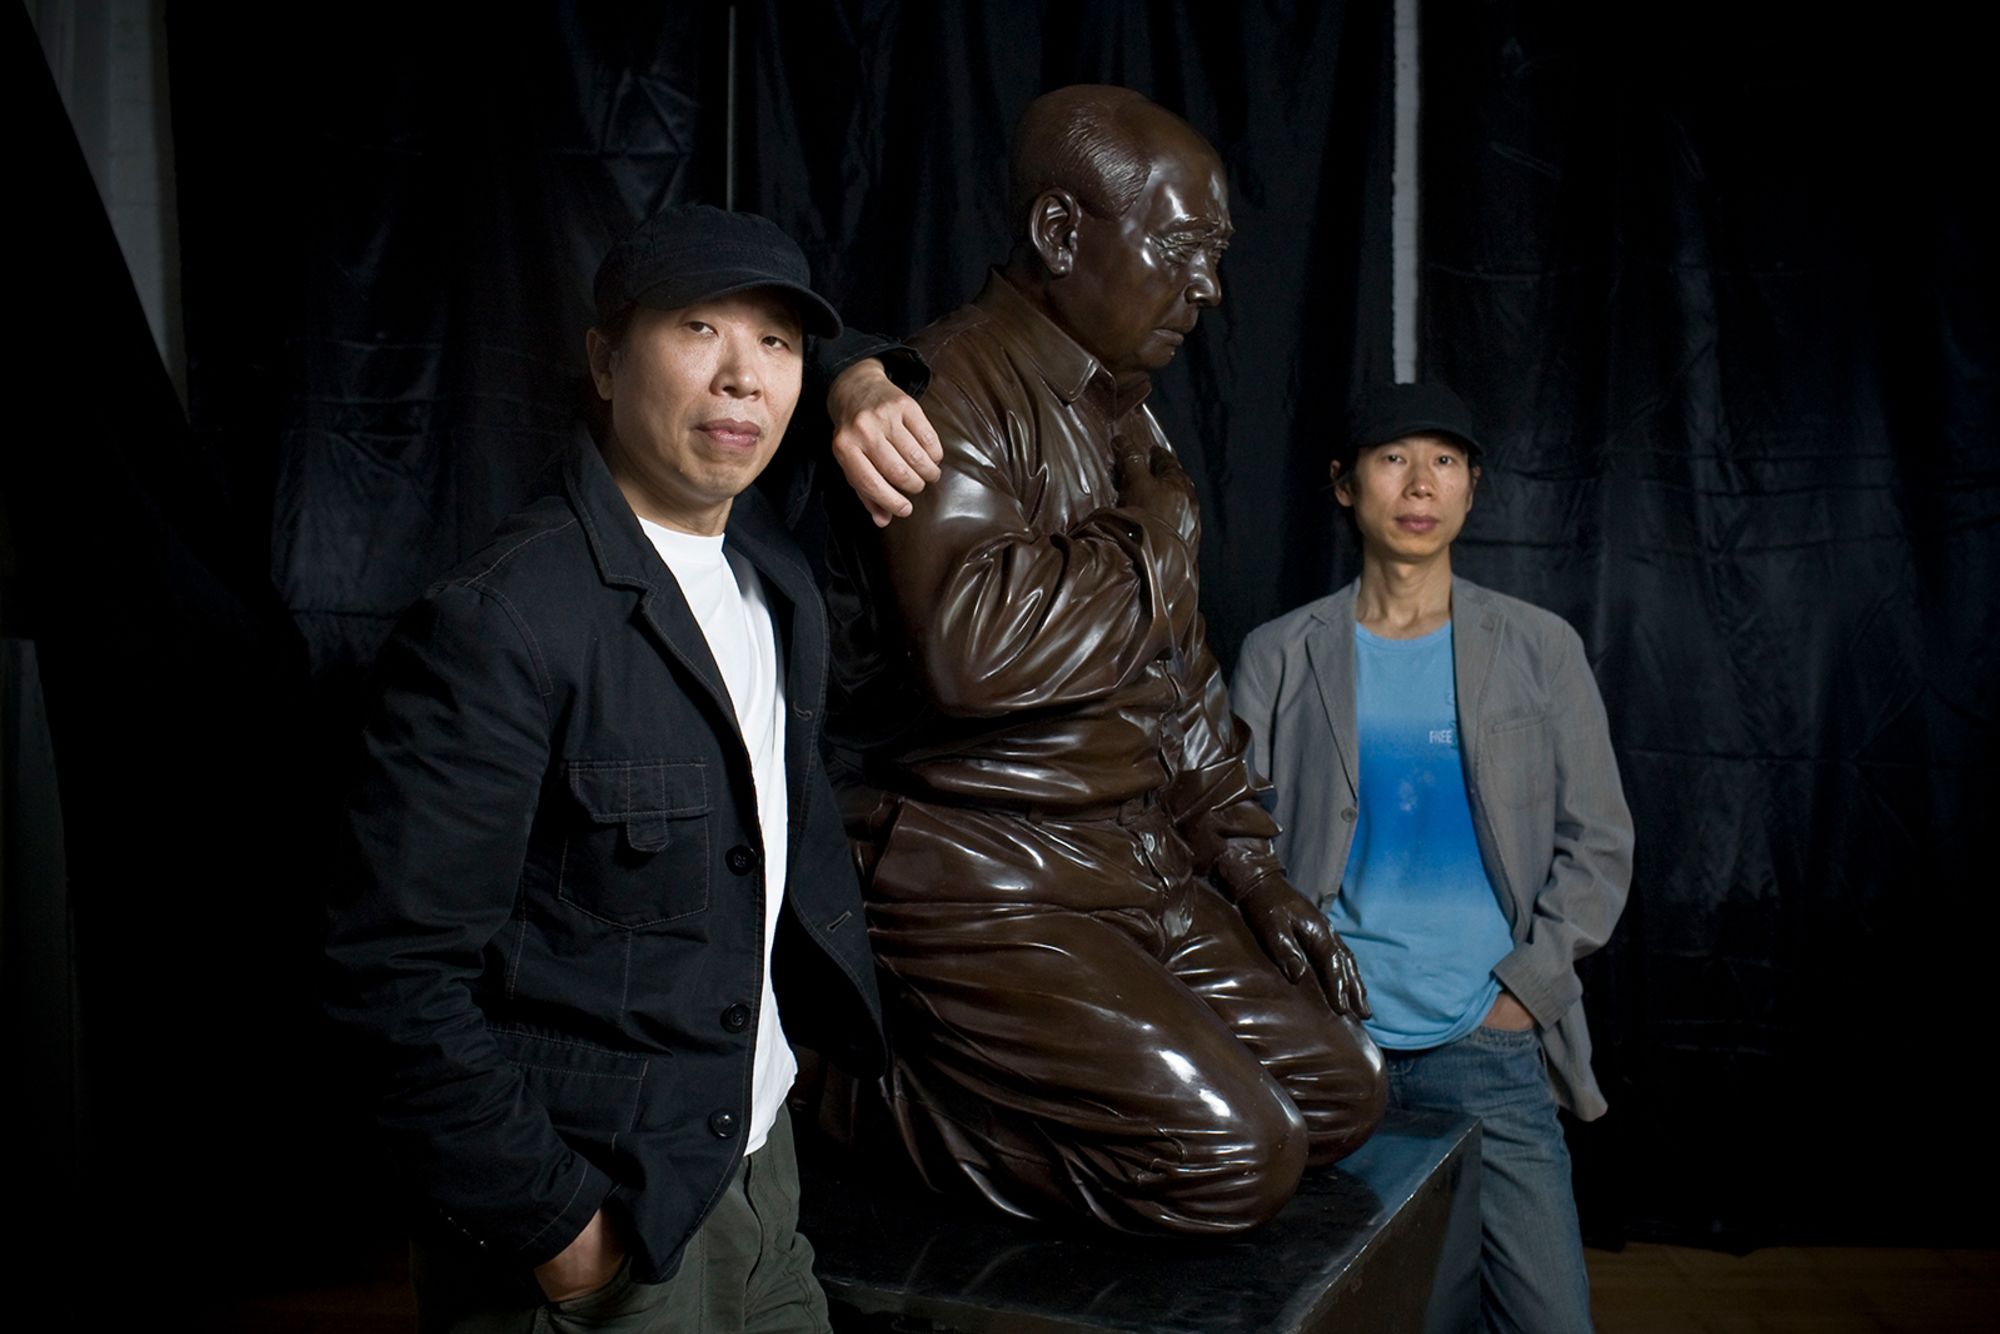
[1385, 1025, 1594, 1334]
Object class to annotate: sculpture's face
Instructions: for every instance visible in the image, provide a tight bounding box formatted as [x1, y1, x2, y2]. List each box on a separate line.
[1050, 138, 1232, 377]
[589, 288, 804, 535]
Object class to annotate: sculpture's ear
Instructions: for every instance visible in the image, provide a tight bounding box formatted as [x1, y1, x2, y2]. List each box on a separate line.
[1027, 188, 1083, 278]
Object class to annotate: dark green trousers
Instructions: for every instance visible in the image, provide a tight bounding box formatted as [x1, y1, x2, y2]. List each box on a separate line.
[412, 1111, 831, 1334]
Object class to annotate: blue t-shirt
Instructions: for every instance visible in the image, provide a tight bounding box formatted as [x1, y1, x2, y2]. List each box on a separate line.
[1331, 621, 1514, 1050]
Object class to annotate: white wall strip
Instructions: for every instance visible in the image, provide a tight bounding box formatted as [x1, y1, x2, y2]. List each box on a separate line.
[1392, 0, 1420, 382]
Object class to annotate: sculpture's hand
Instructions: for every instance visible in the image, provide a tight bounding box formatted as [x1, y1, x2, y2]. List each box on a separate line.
[828, 359, 943, 526]
[1236, 877, 1372, 1020]
[1113, 438, 1198, 529]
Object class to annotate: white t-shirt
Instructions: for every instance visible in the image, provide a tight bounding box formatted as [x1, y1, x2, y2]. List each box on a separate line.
[640, 517, 793, 1155]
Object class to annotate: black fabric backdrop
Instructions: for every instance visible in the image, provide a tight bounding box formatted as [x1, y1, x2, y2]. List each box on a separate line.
[8, 4, 320, 1293]
[8, 1, 1994, 1287]
[1420, 8, 1996, 1245]
[170, 4, 732, 734]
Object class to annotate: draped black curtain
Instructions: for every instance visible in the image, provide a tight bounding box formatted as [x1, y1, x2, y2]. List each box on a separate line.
[8, 3, 318, 1294]
[1421, 6, 1997, 1245]
[171, 4, 731, 717]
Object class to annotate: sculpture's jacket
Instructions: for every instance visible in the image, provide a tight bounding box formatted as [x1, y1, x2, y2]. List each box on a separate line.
[829, 272, 1279, 894]
[325, 437, 885, 1284]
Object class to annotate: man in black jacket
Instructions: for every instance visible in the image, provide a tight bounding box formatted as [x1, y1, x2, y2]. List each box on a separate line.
[326, 205, 890, 1333]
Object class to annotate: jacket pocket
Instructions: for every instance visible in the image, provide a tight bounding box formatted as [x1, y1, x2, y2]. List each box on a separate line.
[1482, 713, 1556, 808]
[490, 1026, 648, 1136]
[559, 759, 710, 927]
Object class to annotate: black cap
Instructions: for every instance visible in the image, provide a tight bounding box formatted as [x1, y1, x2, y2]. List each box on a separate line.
[592, 204, 843, 338]
[1342, 382, 1483, 464]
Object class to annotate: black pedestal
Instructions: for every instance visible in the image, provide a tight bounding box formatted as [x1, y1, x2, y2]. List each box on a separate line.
[799, 1107, 1481, 1333]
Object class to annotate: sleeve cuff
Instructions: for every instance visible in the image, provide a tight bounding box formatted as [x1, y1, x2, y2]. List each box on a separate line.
[514, 1156, 618, 1269]
[809, 330, 932, 399]
[1492, 949, 1582, 1029]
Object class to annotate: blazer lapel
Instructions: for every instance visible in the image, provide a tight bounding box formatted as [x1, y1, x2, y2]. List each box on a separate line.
[632, 585, 734, 724]
[1451, 577, 1520, 920]
[563, 432, 738, 729]
[1451, 576, 1500, 785]
[1303, 587, 1360, 802]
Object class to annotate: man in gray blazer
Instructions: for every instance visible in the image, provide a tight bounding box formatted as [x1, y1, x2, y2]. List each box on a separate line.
[1230, 382, 1632, 1334]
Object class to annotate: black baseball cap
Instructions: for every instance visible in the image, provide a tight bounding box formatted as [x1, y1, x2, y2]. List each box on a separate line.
[1340, 382, 1483, 471]
[592, 204, 843, 338]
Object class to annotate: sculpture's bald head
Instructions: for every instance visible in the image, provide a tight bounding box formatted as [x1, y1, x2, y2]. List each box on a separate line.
[1005, 85, 1232, 377]
[1009, 86, 1213, 233]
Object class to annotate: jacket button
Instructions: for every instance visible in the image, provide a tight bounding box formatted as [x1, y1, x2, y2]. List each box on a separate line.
[721, 1003, 751, 1032]
[1341, 807, 1357, 823]
[726, 845, 758, 875]
[709, 1110, 739, 1139]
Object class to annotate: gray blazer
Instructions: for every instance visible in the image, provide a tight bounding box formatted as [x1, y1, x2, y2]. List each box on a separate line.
[1230, 577, 1632, 1119]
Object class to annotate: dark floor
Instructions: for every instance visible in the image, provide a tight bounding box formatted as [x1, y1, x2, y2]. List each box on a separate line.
[196, 1239, 2000, 1332]
[1583, 1243, 2000, 1334]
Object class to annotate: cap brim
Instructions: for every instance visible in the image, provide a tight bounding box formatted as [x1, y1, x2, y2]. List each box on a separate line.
[632, 271, 843, 339]
[1352, 417, 1482, 456]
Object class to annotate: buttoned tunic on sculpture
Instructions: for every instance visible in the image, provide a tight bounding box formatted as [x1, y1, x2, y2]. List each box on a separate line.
[829, 272, 1281, 898]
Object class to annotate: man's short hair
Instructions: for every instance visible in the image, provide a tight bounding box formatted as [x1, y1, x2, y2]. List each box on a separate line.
[1008, 85, 1191, 229]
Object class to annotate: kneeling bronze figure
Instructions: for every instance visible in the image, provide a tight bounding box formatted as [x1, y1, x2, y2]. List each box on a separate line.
[826, 85, 1387, 1235]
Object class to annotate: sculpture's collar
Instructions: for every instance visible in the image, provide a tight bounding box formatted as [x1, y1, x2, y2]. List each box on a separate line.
[976, 271, 1154, 414]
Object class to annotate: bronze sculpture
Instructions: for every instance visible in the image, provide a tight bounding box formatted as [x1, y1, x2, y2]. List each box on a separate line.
[828, 85, 1386, 1234]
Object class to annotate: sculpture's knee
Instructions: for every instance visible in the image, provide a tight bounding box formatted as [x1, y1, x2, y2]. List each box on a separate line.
[1135, 1079, 1309, 1234]
[1298, 1021, 1391, 1167]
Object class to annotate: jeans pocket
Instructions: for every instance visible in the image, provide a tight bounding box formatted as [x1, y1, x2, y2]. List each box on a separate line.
[1469, 1022, 1540, 1051]
[1458, 1024, 1552, 1110]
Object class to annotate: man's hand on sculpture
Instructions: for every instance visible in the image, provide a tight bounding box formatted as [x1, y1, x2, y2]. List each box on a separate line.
[828, 359, 943, 526]
[533, 1207, 626, 1303]
[1236, 877, 1372, 1020]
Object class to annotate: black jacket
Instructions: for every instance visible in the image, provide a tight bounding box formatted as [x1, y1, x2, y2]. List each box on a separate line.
[325, 435, 885, 1285]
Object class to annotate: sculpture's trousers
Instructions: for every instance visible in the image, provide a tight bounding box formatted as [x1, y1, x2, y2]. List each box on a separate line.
[863, 796, 1387, 1235]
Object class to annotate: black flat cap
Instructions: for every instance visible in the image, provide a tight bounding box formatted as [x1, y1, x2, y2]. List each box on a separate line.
[1343, 381, 1483, 461]
[593, 204, 843, 338]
